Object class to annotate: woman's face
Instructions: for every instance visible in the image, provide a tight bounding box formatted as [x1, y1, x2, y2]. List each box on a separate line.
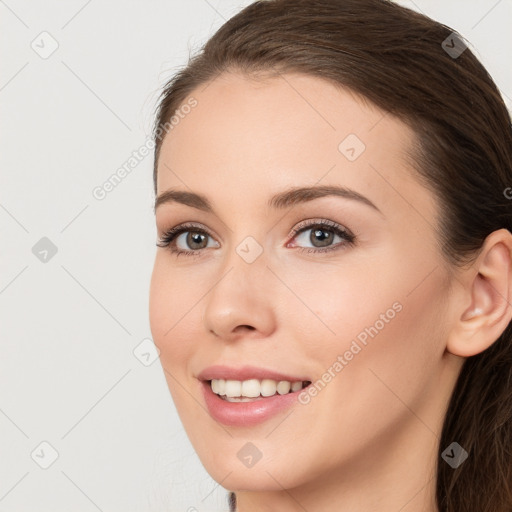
[149, 72, 462, 492]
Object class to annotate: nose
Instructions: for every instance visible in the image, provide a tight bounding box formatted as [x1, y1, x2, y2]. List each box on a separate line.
[202, 247, 277, 341]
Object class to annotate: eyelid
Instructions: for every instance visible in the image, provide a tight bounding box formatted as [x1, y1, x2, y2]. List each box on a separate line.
[288, 218, 355, 240]
[159, 219, 351, 241]
[158, 221, 214, 239]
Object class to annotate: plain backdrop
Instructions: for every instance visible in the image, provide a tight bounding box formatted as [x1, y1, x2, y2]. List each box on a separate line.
[1, 1, 511, 511]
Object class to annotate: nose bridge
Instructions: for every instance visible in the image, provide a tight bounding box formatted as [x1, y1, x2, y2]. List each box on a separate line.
[202, 232, 276, 338]
[212, 233, 270, 306]
[215, 214, 271, 292]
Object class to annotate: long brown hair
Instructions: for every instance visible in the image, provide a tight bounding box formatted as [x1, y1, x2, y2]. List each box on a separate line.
[152, 1, 512, 510]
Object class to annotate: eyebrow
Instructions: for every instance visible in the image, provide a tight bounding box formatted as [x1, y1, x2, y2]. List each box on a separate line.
[154, 185, 382, 214]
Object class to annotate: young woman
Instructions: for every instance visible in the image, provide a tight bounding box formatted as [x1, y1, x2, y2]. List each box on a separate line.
[149, 0, 512, 510]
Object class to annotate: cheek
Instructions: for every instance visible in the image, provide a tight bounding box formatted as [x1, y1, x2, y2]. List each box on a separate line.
[149, 258, 198, 373]
[285, 252, 448, 419]
[312, 268, 448, 444]
[149, 265, 200, 426]
[274, 254, 406, 358]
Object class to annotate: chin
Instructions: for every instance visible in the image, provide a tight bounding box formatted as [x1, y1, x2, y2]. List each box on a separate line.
[195, 449, 309, 492]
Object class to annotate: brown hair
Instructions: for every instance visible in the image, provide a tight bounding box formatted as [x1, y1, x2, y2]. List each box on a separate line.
[152, 0, 512, 510]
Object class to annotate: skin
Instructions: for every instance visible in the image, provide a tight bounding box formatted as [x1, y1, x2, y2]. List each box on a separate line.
[149, 71, 512, 512]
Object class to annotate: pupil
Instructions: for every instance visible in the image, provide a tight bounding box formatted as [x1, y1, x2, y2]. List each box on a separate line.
[188, 232, 206, 249]
[312, 228, 333, 247]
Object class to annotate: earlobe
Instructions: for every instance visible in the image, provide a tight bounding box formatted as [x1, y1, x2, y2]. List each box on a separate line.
[447, 229, 512, 358]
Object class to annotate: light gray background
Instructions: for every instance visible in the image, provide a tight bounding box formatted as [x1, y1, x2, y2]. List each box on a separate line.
[1, 1, 511, 511]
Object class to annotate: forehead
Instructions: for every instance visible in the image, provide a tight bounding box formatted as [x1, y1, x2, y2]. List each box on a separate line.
[159, 71, 401, 166]
[156, 71, 435, 223]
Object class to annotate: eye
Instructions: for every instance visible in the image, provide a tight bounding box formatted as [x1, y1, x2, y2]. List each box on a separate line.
[156, 222, 219, 256]
[287, 219, 356, 254]
[157, 219, 356, 257]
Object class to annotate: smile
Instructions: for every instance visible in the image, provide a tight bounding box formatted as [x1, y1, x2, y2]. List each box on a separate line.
[210, 378, 311, 402]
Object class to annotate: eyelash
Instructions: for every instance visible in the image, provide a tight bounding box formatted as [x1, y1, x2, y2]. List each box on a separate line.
[156, 219, 356, 257]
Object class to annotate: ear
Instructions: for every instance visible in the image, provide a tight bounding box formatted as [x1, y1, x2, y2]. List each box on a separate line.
[447, 228, 512, 358]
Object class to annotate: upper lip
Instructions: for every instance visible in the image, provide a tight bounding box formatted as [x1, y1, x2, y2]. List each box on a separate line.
[197, 365, 310, 383]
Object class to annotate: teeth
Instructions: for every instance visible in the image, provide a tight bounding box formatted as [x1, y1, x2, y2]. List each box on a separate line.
[277, 381, 291, 394]
[291, 381, 303, 392]
[225, 380, 241, 398]
[242, 379, 260, 397]
[210, 378, 309, 399]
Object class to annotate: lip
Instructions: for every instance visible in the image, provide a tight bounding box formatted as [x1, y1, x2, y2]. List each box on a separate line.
[197, 364, 310, 383]
[197, 365, 312, 427]
[200, 380, 309, 427]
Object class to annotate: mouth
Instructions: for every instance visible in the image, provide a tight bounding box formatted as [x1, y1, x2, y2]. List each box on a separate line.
[206, 378, 312, 402]
[200, 377, 313, 427]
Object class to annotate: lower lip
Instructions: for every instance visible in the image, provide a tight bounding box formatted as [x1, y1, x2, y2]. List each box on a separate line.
[201, 380, 305, 427]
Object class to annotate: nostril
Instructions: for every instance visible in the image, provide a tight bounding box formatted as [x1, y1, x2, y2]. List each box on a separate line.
[236, 325, 255, 331]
